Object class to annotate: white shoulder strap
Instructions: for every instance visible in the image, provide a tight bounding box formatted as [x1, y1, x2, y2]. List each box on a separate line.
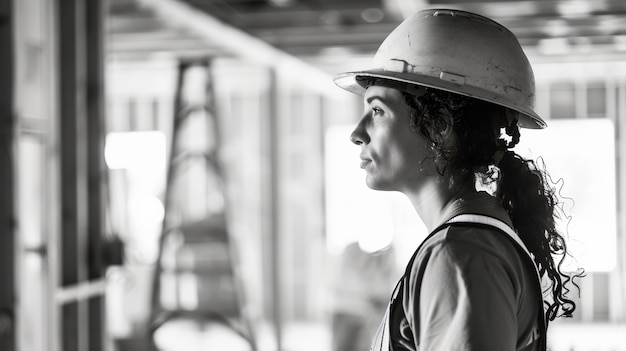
[447, 214, 529, 256]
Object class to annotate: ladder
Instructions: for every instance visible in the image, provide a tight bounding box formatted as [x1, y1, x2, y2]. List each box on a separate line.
[148, 58, 256, 351]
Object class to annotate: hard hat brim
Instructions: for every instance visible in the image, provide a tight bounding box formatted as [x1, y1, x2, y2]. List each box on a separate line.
[334, 70, 547, 129]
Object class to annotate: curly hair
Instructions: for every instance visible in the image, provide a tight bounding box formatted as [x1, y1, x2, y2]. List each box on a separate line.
[400, 86, 583, 323]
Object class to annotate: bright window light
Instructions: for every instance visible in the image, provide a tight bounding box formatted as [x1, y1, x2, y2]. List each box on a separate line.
[179, 273, 199, 311]
[105, 131, 166, 170]
[515, 119, 617, 272]
[128, 194, 165, 224]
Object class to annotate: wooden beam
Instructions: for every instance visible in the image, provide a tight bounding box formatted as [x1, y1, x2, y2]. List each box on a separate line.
[58, 0, 109, 350]
[58, 0, 87, 340]
[0, 0, 15, 347]
[134, 0, 341, 97]
[110, 32, 221, 53]
[108, 14, 166, 34]
[86, 1, 106, 350]
[56, 279, 107, 305]
[265, 68, 283, 351]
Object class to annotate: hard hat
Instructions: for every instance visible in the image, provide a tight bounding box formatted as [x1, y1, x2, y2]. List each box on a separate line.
[334, 9, 546, 129]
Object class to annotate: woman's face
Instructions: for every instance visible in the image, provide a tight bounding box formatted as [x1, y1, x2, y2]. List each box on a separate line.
[350, 85, 431, 192]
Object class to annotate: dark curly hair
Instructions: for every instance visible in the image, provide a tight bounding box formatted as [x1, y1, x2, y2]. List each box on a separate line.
[399, 85, 583, 323]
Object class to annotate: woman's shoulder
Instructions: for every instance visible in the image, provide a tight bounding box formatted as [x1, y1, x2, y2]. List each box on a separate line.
[409, 222, 527, 278]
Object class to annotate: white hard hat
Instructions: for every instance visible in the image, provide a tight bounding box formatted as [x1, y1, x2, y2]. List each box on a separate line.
[334, 9, 546, 129]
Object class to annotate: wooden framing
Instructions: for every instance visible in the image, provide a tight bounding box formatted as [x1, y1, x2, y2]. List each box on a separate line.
[57, 0, 107, 350]
[0, 0, 16, 348]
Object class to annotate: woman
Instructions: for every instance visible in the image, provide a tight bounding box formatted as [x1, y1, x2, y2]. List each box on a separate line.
[334, 9, 582, 350]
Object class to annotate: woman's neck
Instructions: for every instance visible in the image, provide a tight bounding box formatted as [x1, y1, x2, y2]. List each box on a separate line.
[404, 180, 512, 232]
[404, 178, 459, 232]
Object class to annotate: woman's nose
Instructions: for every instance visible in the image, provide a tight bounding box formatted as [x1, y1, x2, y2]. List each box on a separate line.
[350, 116, 370, 145]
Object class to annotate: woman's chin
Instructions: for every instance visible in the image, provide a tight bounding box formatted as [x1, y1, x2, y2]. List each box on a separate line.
[365, 176, 394, 191]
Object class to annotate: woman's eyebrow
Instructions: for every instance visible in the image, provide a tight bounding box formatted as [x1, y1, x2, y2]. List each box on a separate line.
[365, 95, 383, 104]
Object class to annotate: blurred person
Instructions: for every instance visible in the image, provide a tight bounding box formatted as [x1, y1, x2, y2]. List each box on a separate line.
[333, 9, 583, 351]
[332, 242, 395, 351]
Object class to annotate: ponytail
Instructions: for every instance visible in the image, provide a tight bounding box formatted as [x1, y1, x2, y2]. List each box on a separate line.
[497, 150, 581, 321]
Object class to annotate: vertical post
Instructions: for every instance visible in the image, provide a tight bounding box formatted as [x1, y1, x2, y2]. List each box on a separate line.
[0, 0, 16, 350]
[86, 0, 106, 350]
[58, 0, 88, 350]
[266, 68, 282, 351]
[617, 82, 626, 322]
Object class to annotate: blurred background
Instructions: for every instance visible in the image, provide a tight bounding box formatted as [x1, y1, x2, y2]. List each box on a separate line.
[2, 0, 626, 350]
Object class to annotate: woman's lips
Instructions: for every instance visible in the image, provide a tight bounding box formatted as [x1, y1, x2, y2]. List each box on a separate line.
[359, 158, 371, 169]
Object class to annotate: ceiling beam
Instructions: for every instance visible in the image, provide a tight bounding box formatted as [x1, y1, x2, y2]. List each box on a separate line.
[134, 0, 341, 96]
[109, 32, 222, 54]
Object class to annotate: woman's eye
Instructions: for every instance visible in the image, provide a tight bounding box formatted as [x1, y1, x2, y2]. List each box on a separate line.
[372, 107, 383, 115]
